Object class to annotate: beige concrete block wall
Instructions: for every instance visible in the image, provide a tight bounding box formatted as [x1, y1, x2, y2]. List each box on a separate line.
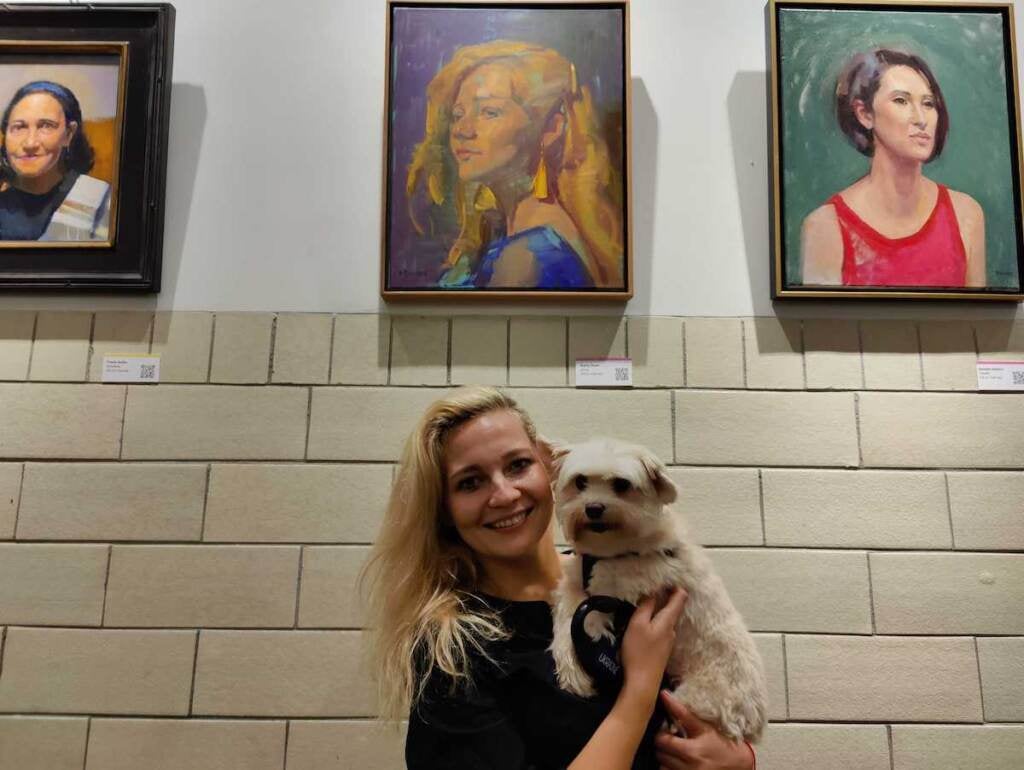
[0, 311, 1021, 770]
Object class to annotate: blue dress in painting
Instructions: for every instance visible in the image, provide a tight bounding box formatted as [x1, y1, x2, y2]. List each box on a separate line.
[439, 226, 593, 289]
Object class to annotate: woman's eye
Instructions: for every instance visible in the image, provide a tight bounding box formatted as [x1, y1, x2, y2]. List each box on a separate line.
[893, 96, 908, 105]
[612, 478, 632, 494]
[456, 476, 480, 492]
[574, 475, 587, 491]
[482, 107, 501, 118]
[508, 458, 532, 474]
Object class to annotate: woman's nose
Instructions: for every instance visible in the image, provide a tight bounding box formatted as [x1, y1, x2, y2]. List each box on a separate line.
[488, 475, 521, 507]
[452, 116, 476, 139]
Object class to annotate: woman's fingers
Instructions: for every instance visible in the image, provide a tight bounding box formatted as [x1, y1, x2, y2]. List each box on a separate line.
[659, 691, 707, 737]
[652, 587, 688, 628]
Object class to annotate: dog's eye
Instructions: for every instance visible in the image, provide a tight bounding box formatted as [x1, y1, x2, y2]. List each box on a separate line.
[574, 475, 588, 491]
[612, 477, 632, 494]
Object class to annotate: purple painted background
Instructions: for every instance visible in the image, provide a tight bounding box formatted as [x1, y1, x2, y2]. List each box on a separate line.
[386, 4, 625, 289]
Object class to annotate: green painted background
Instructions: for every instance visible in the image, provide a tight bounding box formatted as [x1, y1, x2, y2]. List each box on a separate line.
[778, 7, 1021, 289]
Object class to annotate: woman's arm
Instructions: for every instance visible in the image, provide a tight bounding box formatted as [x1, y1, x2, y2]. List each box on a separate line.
[800, 205, 843, 286]
[949, 191, 986, 287]
[567, 589, 687, 770]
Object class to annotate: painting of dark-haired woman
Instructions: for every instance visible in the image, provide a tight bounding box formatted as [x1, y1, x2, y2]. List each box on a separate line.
[771, 1, 1024, 300]
[0, 59, 121, 243]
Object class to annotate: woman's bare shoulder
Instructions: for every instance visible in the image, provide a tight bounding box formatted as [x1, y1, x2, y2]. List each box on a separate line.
[947, 188, 984, 224]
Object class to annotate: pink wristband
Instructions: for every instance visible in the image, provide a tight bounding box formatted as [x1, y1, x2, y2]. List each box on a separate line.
[744, 740, 756, 769]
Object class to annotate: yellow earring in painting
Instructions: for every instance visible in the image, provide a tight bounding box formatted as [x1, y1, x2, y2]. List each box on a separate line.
[532, 157, 549, 200]
[473, 184, 497, 211]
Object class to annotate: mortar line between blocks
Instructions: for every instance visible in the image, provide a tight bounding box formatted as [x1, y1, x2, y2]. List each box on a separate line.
[866, 551, 876, 633]
[886, 724, 895, 770]
[188, 630, 200, 716]
[282, 720, 291, 770]
[386, 315, 395, 386]
[293, 547, 305, 628]
[25, 310, 39, 380]
[303, 387, 313, 461]
[117, 386, 129, 460]
[147, 311, 156, 355]
[12, 462, 26, 539]
[505, 317, 511, 386]
[757, 469, 767, 546]
[680, 319, 688, 388]
[446, 317, 453, 385]
[267, 313, 279, 384]
[943, 473, 957, 549]
[206, 314, 218, 383]
[0, 625, 7, 682]
[84, 312, 97, 381]
[200, 463, 212, 541]
[563, 317, 570, 386]
[973, 636, 987, 723]
[780, 634, 791, 719]
[326, 315, 338, 384]
[670, 390, 677, 463]
[81, 716, 92, 770]
[100, 544, 113, 626]
[854, 393, 864, 468]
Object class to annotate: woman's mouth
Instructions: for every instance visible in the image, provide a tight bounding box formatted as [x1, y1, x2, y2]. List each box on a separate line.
[486, 508, 531, 530]
[454, 148, 478, 161]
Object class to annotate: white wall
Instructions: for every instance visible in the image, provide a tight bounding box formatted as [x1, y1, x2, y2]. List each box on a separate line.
[4, 0, 1022, 319]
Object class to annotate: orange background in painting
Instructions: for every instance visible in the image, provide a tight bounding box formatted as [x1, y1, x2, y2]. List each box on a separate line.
[83, 117, 116, 184]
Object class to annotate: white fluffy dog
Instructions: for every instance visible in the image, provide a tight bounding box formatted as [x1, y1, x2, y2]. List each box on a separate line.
[547, 438, 767, 743]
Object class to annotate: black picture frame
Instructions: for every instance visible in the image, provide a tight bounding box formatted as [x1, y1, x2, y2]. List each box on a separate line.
[769, 0, 1024, 302]
[0, 3, 174, 292]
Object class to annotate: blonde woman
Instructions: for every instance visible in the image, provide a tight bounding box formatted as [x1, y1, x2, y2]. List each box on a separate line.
[362, 387, 756, 769]
[407, 41, 625, 290]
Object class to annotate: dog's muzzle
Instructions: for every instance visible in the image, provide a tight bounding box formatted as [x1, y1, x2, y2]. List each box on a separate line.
[584, 503, 605, 520]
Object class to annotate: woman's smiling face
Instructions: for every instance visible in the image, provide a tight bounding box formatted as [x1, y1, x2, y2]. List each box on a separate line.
[860, 65, 938, 162]
[443, 409, 553, 564]
[449, 63, 534, 184]
[4, 92, 74, 181]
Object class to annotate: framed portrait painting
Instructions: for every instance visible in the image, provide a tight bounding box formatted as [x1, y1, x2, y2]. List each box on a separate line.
[770, 1, 1024, 301]
[381, 1, 631, 300]
[0, 4, 174, 291]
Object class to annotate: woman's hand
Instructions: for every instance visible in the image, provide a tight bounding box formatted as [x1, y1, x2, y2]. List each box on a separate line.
[654, 691, 756, 770]
[620, 588, 688, 704]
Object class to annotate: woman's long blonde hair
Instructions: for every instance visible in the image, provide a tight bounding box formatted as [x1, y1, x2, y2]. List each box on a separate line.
[406, 40, 624, 287]
[361, 386, 541, 721]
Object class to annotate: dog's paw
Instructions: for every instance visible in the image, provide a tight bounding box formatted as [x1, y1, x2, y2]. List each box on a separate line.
[582, 610, 616, 644]
[556, 663, 598, 698]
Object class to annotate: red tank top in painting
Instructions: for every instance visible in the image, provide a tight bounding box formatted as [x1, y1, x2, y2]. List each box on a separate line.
[830, 184, 967, 287]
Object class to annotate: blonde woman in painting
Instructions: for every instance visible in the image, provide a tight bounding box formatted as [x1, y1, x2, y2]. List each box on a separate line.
[407, 40, 624, 289]
[801, 49, 985, 287]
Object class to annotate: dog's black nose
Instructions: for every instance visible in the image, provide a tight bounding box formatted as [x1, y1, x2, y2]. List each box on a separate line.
[584, 503, 605, 520]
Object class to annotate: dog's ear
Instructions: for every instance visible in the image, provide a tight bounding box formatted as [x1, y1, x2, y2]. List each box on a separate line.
[537, 435, 570, 477]
[640, 450, 678, 504]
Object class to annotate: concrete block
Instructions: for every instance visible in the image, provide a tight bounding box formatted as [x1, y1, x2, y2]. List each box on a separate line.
[0, 311, 34, 380]
[210, 313, 274, 384]
[757, 724, 890, 770]
[744, 318, 803, 390]
[0, 463, 20, 538]
[298, 546, 367, 628]
[509, 317, 566, 386]
[753, 633, 787, 721]
[891, 726, 1024, 770]
[17, 463, 206, 541]
[29, 311, 91, 382]
[451, 316, 507, 386]
[948, 472, 1024, 550]
[122, 385, 308, 460]
[0, 384, 124, 459]
[286, 721, 405, 770]
[0, 717, 88, 770]
[803, 319, 863, 390]
[667, 467, 763, 546]
[920, 320, 977, 391]
[975, 319, 1024, 362]
[977, 637, 1024, 721]
[861, 321, 921, 390]
[627, 317, 682, 387]
[151, 312, 213, 383]
[0, 544, 107, 625]
[685, 318, 744, 388]
[272, 313, 332, 384]
[89, 312, 153, 382]
[390, 316, 448, 385]
[331, 315, 389, 385]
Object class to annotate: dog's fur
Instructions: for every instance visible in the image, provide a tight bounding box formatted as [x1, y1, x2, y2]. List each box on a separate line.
[547, 438, 767, 743]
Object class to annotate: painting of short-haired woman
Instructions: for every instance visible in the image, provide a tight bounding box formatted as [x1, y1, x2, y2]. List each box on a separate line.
[771, 1, 1024, 300]
[382, 1, 629, 298]
[0, 56, 121, 244]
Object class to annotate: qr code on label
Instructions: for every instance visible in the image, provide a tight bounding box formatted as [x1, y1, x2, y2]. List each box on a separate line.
[139, 364, 157, 380]
[1013, 371, 1024, 386]
[614, 367, 629, 382]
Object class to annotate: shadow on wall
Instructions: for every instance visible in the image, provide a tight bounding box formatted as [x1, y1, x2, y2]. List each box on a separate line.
[727, 70, 772, 318]
[159, 83, 208, 306]
[629, 77, 658, 317]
